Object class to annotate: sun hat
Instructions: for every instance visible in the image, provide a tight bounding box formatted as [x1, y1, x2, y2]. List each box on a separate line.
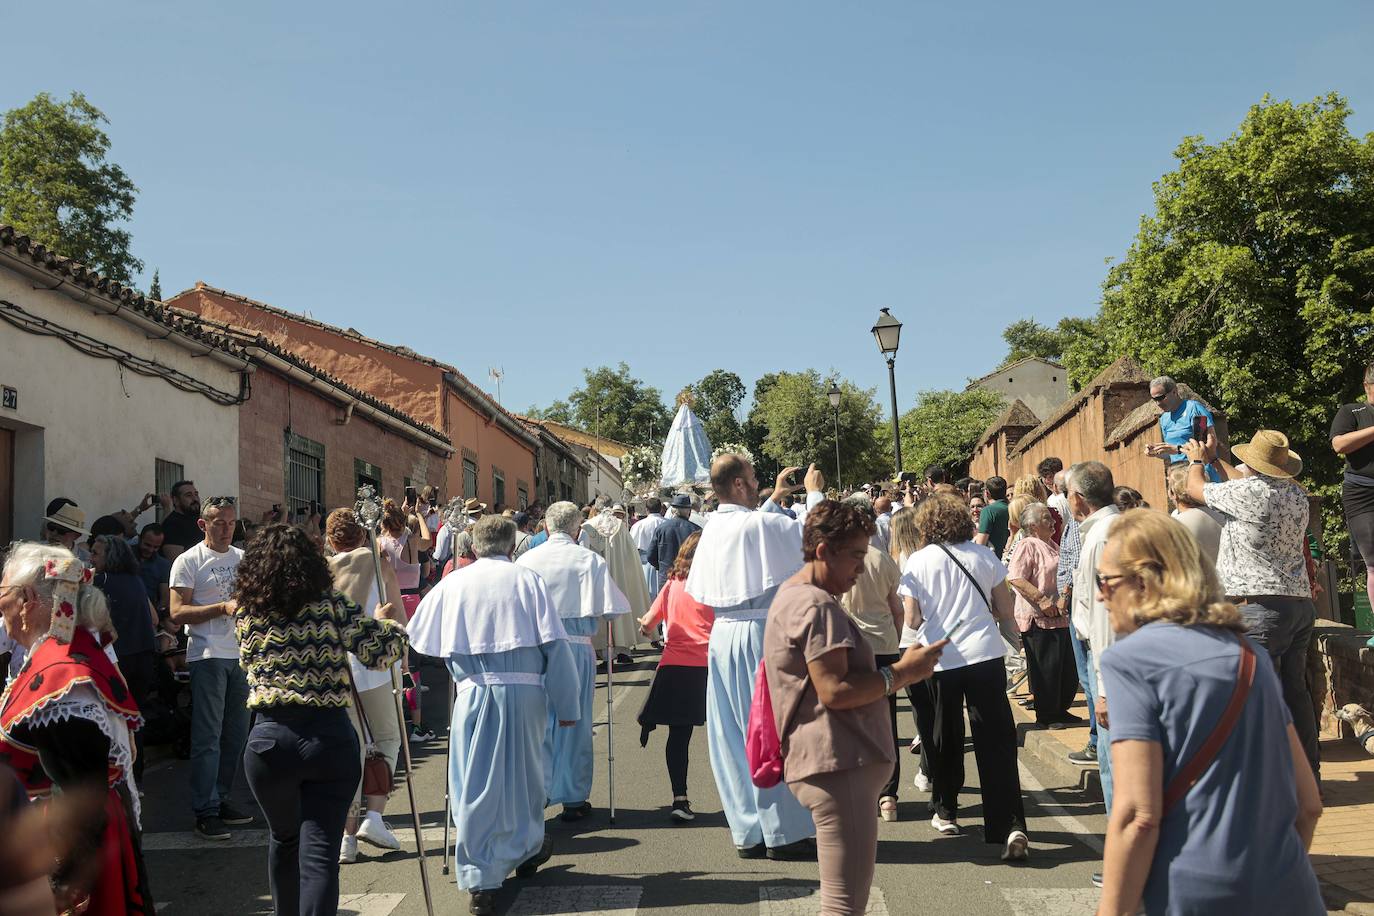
[463, 498, 487, 517]
[1231, 429, 1303, 479]
[43, 501, 90, 536]
[669, 493, 693, 509]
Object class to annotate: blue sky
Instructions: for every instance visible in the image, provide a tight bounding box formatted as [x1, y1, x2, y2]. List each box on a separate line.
[6, 2, 1373, 418]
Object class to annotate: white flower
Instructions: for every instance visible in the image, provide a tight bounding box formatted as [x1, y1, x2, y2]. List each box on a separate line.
[710, 443, 755, 465]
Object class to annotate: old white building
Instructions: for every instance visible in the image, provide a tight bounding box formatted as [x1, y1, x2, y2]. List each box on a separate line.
[0, 226, 248, 543]
[966, 356, 1071, 423]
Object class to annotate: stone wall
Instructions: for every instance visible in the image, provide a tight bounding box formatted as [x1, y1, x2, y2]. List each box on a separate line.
[1314, 625, 1374, 741]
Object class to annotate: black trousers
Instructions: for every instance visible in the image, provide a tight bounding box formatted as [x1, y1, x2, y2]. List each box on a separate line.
[244, 706, 360, 916]
[927, 658, 1026, 844]
[875, 653, 902, 798]
[905, 678, 935, 781]
[118, 650, 158, 782]
[666, 725, 693, 797]
[1021, 627, 1078, 724]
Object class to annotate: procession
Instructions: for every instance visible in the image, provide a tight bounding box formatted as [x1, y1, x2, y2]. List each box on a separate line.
[4, 5, 1374, 916]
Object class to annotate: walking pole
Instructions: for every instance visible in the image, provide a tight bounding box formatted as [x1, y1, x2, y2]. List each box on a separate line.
[606, 618, 616, 824]
[441, 676, 455, 876]
[356, 487, 435, 916]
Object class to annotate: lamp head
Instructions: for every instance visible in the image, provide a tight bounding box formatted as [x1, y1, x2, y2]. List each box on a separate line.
[871, 308, 902, 356]
[828, 383, 842, 409]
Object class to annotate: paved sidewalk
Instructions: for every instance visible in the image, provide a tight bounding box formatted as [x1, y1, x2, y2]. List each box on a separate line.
[1009, 689, 1374, 913]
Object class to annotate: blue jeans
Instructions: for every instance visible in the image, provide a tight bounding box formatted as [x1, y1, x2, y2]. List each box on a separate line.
[189, 657, 251, 817]
[245, 706, 360, 916]
[1069, 626, 1096, 749]
[1082, 648, 1112, 814]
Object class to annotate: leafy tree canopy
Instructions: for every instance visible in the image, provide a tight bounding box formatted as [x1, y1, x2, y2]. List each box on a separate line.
[897, 387, 1007, 479]
[684, 369, 746, 447]
[997, 316, 1099, 375]
[0, 92, 141, 283]
[530, 363, 672, 447]
[748, 370, 887, 487]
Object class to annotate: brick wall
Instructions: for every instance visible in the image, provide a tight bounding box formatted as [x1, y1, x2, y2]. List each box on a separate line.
[239, 369, 447, 522]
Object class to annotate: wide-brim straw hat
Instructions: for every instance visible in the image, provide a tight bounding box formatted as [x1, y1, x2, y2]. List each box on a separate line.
[463, 498, 487, 516]
[1232, 429, 1303, 479]
[43, 503, 89, 536]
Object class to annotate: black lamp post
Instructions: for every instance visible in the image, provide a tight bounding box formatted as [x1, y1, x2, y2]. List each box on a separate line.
[871, 308, 903, 476]
[828, 382, 843, 492]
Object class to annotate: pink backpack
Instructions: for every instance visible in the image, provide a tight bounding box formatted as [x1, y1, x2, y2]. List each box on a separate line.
[746, 659, 785, 788]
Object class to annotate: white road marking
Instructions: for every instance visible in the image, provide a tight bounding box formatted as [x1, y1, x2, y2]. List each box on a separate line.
[760, 885, 889, 915]
[338, 893, 406, 916]
[999, 888, 1100, 915]
[506, 884, 641, 915]
[1017, 761, 1104, 855]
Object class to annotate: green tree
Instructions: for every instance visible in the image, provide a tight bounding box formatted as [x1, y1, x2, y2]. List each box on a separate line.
[1064, 93, 1374, 557]
[531, 363, 672, 447]
[897, 388, 1007, 478]
[685, 369, 746, 446]
[148, 268, 161, 301]
[750, 370, 887, 487]
[742, 373, 783, 482]
[0, 92, 141, 283]
[997, 315, 1100, 380]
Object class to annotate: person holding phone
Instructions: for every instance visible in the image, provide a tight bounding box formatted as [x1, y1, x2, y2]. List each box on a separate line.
[1144, 376, 1222, 482]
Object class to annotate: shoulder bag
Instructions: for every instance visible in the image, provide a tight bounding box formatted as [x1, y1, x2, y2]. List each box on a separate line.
[746, 658, 808, 789]
[336, 598, 394, 798]
[1161, 636, 1256, 815]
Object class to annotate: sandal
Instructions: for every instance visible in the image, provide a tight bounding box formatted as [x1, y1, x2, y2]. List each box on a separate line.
[879, 796, 898, 822]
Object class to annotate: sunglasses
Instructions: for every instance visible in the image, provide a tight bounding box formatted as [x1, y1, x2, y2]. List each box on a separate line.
[1150, 393, 1169, 402]
[1095, 572, 1130, 595]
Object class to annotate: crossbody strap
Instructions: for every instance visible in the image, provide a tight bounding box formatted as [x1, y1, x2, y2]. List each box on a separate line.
[334, 598, 375, 747]
[1162, 636, 1256, 815]
[937, 543, 991, 612]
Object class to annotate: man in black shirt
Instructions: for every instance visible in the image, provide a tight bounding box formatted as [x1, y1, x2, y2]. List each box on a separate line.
[160, 480, 202, 561]
[1332, 363, 1374, 622]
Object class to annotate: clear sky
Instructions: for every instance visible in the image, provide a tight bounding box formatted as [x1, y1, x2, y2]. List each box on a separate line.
[6, 2, 1373, 418]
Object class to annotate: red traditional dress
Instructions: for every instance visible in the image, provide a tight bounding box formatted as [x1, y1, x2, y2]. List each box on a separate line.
[0, 567, 154, 915]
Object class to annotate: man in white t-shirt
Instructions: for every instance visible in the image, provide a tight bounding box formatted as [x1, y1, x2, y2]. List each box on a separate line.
[169, 496, 251, 840]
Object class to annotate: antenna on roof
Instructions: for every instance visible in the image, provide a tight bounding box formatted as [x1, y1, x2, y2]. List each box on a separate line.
[488, 367, 504, 405]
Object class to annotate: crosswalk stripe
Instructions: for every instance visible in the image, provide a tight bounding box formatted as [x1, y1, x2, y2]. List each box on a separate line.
[506, 884, 642, 915]
[338, 893, 406, 916]
[999, 888, 1099, 915]
[759, 885, 889, 915]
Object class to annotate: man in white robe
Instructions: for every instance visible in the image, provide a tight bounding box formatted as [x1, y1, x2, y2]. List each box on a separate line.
[408, 516, 581, 915]
[517, 501, 631, 821]
[685, 454, 824, 859]
[630, 497, 668, 601]
[581, 506, 650, 664]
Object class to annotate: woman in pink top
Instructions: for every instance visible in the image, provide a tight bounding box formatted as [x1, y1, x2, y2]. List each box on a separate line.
[1005, 503, 1078, 729]
[635, 531, 713, 823]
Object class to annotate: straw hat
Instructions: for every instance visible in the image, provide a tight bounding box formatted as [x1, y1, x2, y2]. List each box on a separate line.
[43, 501, 90, 536]
[462, 498, 487, 517]
[1231, 429, 1303, 479]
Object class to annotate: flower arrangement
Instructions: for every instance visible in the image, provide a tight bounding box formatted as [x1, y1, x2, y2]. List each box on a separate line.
[620, 444, 661, 494]
[711, 443, 755, 465]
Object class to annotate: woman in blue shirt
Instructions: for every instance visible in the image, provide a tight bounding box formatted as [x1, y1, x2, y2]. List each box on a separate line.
[1095, 510, 1323, 915]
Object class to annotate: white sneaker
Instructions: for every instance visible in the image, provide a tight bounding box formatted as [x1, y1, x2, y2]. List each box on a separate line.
[339, 833, 358, 864]
[357, 811, 401, 851]
[1002, 829, 1029, 861]
[930, 814, 959, 836]
[913, 770, 932, 792]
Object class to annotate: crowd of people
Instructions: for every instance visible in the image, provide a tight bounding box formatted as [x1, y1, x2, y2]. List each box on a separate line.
[2, 365, 1370, 916]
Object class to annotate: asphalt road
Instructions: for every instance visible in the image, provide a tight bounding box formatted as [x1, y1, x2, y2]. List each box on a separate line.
[141, 652, 1112, 916]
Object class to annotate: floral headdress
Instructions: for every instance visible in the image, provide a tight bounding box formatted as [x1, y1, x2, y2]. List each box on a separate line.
[43, 556, 91, 644]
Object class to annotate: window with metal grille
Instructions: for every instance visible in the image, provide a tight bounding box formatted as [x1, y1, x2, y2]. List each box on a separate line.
[546, 479, 556, 504]
[354, 458, 382, 497]
[463, 458, 478, 499]
[285, 432, 325, 518]
[493, 467, 506, 509]
[154, 458, 185, 523]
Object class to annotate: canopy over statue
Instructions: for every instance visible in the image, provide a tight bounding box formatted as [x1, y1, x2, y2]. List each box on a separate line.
[660, 402, 713, 488]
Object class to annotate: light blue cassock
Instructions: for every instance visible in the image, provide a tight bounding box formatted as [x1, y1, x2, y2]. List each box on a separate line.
[517, 533, 631, 807]
[408, 556, 581, 892]
[684, 496, 822, 849]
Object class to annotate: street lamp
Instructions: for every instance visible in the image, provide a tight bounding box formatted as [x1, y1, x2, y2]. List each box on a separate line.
[871, 308, 903, 476]
[828, 382, 843, 492]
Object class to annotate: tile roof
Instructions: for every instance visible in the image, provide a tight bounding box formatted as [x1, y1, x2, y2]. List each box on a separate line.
[173, 282, 533, 441]
[974, 398, 1040, 449]
[0, 225, 248, 360]
[177, 307, 451, 447]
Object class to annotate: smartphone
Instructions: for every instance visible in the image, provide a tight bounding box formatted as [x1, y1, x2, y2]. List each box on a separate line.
[405, 485, 418, 504]
[945, 616, 970, 640]
[1192, 414, 1209, 442]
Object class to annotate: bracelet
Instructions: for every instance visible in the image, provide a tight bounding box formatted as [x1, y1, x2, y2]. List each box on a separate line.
[878, 665, 896, 696]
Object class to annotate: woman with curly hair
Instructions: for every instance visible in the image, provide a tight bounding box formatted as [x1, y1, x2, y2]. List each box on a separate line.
[1096, 509, 1323, 915]
[234, 524, 408, 916]
[764, 501, 945, 915]
[897, 492, 1028, 860]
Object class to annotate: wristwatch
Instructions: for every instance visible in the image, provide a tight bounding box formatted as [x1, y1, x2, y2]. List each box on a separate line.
[878, 665, 896, 696]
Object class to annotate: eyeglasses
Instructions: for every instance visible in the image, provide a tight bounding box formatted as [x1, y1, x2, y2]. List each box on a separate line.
[1095, 572, 1129, 595]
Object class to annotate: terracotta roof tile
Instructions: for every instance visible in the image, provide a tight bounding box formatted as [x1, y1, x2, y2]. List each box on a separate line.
[975, 398, 1040, 449]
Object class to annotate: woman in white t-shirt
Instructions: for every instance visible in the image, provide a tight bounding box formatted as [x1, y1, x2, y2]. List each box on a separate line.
[896, 492, 1029, 861]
